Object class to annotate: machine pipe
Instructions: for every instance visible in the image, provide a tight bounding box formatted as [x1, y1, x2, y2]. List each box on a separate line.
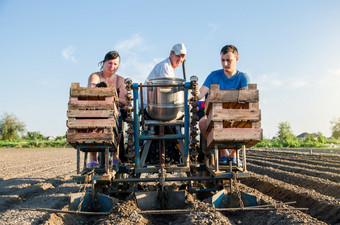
[183, 82, 191, 166]
[132, 83, 140, 167]
[112, 176, 225, 183]
[137, 84, 186, 88]
[139, 134, 185, 140]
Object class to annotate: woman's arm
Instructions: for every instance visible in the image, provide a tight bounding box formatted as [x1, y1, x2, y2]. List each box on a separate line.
[88, 73, 100, 87]
[117, 76, 127, 107]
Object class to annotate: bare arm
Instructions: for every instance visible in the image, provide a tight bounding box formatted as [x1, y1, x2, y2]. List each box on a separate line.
[88, 73, 100, 87]
[197, 85, 210, 100]
[117, 76, 127, 107]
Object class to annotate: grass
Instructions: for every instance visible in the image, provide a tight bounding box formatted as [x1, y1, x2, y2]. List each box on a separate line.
[0, 139, 71, 148]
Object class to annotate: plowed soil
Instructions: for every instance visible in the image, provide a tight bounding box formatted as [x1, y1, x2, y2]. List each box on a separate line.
[0, 148, 339, 225]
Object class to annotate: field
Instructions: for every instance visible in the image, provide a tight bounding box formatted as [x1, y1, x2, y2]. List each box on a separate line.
[0, 148, 339, 225]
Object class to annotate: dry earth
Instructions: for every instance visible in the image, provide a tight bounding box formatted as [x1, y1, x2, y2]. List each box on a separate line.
[0, 148, 339, 224]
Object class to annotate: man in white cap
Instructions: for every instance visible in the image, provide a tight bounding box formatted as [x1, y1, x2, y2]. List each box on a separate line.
[146, 43, 187, 80]
[142, 43, 187, 107]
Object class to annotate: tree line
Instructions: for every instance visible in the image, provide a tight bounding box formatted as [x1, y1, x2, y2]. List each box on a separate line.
[0, 113, 68, 148]
[1, 112, 340, 148]
[255, 121, 340, 148]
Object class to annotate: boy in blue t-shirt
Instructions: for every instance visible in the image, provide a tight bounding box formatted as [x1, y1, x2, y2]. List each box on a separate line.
[197, 45, 249, 165]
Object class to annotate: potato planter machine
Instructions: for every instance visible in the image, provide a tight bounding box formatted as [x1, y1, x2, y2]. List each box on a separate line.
[25, 72, 311, 216]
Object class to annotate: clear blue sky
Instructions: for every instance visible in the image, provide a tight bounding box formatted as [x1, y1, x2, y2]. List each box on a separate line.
[1, 0, 340, 138]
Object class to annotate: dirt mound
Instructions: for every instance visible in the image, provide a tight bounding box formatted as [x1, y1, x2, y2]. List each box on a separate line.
[171, 201, 231, 225]
[94, 198, 149, 225]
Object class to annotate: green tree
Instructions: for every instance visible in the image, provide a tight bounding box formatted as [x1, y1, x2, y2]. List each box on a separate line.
[317, 132, 327, 144]
[55, 135, 66, 141]
[276, 121, 299, 147]
[301, 134, 318, 147]
[0, 113, 26, 141]
[26, 131, 46, 140]
[277, 121, 295, 141]
[331, 117, 340, 139]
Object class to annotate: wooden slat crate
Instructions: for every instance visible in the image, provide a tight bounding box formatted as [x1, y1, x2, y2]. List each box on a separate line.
[66, 83, 120, 149]
[205, 84, 263, 149]
[67, 128, 118, 149]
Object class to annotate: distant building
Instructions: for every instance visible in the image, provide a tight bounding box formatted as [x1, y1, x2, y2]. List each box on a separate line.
[47, 136, 56, 141]
[296, 132, 318, 140]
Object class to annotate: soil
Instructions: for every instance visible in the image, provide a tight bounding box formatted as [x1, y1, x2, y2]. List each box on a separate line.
[0, 148, 339, 225]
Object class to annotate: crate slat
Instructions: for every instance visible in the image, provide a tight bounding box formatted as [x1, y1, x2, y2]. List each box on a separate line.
[67, 110, 115, 118]
[207, 128, 263, 149]
[208, 109, 261, 122]
[70, 83, 118, 97]
[67, 118, 117, 129]
[66, 132, 117, 150]
[68, 97, 117, 110]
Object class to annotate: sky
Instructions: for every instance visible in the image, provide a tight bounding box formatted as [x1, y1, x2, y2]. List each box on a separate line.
[1, 0, 340, 139]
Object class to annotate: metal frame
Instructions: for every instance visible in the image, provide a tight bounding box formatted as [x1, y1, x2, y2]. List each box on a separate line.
[131, 82, 191, 173]
[76, 145, 110, 174]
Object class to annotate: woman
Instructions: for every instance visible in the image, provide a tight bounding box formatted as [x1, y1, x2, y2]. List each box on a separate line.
[87, 51, 127, 167]
[88, 51, 127, 106]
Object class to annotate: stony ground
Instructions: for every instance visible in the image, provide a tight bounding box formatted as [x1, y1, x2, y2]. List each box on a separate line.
[0, 148, 339, 225]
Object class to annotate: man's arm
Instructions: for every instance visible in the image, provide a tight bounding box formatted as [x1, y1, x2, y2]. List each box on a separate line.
[197, 85, 209, 100]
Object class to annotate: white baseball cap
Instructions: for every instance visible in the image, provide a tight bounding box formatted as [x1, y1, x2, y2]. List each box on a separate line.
[171, 43, 187, 55]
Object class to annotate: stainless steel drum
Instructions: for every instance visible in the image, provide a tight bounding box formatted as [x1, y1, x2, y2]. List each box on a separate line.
[146, 77, 185, 121]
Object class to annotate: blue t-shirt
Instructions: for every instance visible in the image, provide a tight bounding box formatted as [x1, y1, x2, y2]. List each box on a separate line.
[203, 69, 249, 90]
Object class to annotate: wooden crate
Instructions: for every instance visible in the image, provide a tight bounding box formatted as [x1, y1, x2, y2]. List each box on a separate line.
[205, 84, 263, 149]
[66, 83, 120, 149]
